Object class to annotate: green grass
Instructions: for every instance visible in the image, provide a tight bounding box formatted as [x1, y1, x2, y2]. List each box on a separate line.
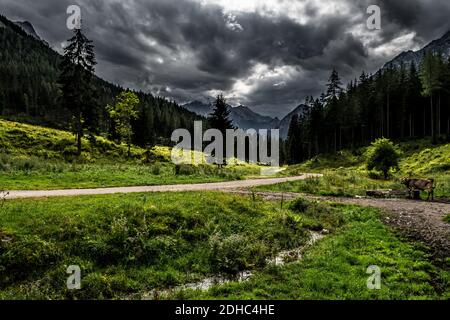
[172, 204, 450, 300]
[0, 193, 447, 300]
[0, 119, 263, 190]
[0, 192, 316, 299]
[260, 139, 450, 199]
[444, 214, 450, 224]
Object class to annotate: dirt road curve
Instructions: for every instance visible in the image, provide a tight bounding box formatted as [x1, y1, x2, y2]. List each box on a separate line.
[5, 178, 448, 260]
[5, 174, 321, 200]
[234, 191, 450, 261]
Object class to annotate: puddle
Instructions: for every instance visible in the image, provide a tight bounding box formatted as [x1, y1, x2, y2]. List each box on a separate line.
[140, 231, 325, 300]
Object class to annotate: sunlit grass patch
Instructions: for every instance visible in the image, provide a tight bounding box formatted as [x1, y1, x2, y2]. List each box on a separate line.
[174, 205, 450, 300]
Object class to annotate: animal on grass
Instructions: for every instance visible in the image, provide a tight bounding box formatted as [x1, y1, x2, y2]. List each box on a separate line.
[400, 178, 435, 201]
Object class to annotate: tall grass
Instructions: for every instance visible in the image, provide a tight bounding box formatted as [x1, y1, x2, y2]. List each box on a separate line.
[0, 192, 318, 299]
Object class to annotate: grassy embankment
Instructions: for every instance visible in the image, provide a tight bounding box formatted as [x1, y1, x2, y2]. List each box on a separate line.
[0, 119, 262, 190]
[259, 139, 450, 199]
[0, 193, 448, 300]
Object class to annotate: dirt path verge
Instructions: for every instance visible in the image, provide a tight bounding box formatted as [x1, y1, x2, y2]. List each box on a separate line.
[232, 191, 450, 261]
[5, 174, 321, 199]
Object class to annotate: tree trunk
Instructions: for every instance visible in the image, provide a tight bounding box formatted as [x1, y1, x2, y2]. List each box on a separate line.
[423, 106, 426, 137]
[334, 130, 337, 153]
[76, 133, 82, 156]
[438, 94, 441, 137]
[76, 113, 82, 156]
[351, 127, 354, 149]
[409, 113, 412, 137]
[314, 134, 319, 156]
[431, 94, 436, 143]
[386, 92, 390, 138]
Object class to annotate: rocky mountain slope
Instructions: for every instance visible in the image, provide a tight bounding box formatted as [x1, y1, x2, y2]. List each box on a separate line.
[384, 30, 450, 68]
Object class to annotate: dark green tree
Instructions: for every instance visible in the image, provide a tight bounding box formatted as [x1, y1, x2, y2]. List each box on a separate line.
[58, 28, 97, 155]
[366, 138, 402, 179]
[420, 52, 443, 143]
[325, 69, 343, 152]
[286, 114, 304, 164]
[107, 91, 140, 157]
[209, 94, 234, 134]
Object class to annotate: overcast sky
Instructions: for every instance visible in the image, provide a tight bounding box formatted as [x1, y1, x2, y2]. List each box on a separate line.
[2, 0, 450, 117]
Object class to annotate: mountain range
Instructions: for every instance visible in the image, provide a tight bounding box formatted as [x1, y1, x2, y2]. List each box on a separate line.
[384, 30, 450, 69]
[14, 21, 42, 41]
[2, 14, 450, 141]
[182, 101, 278, 130]
[182, 100, 310, 139]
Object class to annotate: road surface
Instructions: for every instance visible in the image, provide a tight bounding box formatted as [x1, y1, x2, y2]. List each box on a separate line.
[4, 174, 321, 200]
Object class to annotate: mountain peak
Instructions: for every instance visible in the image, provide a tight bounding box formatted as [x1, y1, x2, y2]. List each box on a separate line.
[14, 21, 41, 40]
[384, 29, 450, 69]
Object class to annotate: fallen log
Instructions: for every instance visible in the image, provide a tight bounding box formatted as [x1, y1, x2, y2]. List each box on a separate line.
[366, 189, 409, 198]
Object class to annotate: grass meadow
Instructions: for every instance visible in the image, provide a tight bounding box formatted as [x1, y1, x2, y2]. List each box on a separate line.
[0, 193, 448, 300]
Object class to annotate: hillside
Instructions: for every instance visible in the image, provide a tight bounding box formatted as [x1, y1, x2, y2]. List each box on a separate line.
[278, 104, 309, 139]
[0, 14, 200, 146]
[261, 139, 450, 199]
[14, 21, 42, 41]
[0, 119, 261, 190]
[385, 30, 450, 69]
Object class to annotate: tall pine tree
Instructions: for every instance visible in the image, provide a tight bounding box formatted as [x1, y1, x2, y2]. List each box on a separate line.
[58, 27, 97, 155]
[209, 94, 234, 134]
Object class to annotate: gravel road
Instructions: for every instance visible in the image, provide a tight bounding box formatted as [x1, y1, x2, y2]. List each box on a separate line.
[5, 174, 321, 199]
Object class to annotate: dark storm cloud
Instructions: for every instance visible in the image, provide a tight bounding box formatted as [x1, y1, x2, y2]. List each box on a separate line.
[1, 0, 450, 117]
[357, 0, 450, 46]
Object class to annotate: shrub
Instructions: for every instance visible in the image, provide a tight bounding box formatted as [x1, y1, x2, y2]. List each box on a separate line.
[289, 197, 310, 213]
[14, 157, 42, 172]
[365, 138, 402, 179]
[151, 163, 161, 175]
[209, 233, 268, 274]
[0, 235, 61, 283]
[174, 164, 197, 175]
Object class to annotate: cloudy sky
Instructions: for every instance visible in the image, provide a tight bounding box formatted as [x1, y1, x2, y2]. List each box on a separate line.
[2, 0, 450, 117]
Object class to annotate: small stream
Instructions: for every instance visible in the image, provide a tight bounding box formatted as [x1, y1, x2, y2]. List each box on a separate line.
[141, 231, 325, 300]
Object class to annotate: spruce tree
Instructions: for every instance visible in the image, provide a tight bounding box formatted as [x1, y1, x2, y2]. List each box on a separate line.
[325, 69, 343, 152]
[326, 68, 343, 99]
[420, 52, 442, 143]
[209, 94, 234, 134]
[286, 114, 303, 164]
[58, 28, 97, 155]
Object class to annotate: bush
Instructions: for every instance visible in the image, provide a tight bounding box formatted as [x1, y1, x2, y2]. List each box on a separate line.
[0, 235, 61, 283]
[209, 233, 268, 274]
[151, 163, 161, 175]
[365, 138, 402, 179]
[289, 197, 310, 213]
[174, 164, 197, 175]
